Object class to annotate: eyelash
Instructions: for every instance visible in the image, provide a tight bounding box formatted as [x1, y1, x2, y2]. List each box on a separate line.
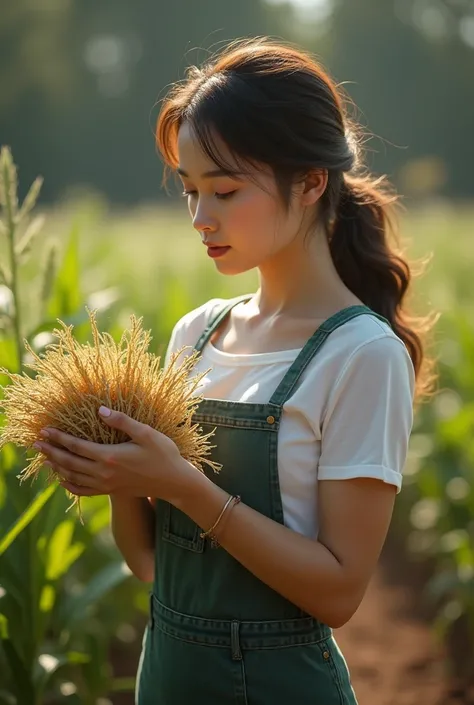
[181, 190, 236, 201]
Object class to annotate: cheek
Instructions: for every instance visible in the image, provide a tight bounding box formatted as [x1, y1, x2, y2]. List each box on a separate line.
[231, 192, 280, 235]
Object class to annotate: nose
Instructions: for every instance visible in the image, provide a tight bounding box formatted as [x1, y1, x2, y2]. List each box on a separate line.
[192, 198, 217, 235]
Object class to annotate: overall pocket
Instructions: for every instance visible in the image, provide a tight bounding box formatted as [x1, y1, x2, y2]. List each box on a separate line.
[159, 500, 205, 553]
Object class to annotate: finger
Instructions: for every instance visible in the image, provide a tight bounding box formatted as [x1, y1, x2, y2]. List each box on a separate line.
[60, 481, 104, 497]
[36, 441, 97, 477]
[98, 406, 153, 444]
[55, 465, 101, 489]
[39, 428, 105, 462]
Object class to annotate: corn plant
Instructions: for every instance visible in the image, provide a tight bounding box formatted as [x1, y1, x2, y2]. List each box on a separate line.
[0, 147, 137, 704]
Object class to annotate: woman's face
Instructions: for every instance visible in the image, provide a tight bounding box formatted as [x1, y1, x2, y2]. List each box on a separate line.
[176, 122, 311, 276]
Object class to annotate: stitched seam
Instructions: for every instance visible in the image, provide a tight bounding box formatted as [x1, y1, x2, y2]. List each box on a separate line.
[155, 623, 229, 648]
[318, 640, 345, 705]
[194, 420, 279, 430]
[239, 658, 249, 705]
[318, 463, 399, 472]
[154, 621, 330, 649]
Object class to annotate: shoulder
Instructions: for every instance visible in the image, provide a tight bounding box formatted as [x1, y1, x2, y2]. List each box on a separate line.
[335, 313, 414, 375]
[296, 311, 416, 413]
[316, 311, 412, 368]
[324, 312, 416, 404]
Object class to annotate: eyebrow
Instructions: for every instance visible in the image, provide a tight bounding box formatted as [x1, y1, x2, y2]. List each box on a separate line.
[176, 167, 240, 179]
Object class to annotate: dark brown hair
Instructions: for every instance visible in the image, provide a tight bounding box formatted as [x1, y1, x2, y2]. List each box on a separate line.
[156, 37, 437, 402]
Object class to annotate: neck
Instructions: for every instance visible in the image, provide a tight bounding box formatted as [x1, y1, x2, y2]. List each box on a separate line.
[254, 231, 360, 319]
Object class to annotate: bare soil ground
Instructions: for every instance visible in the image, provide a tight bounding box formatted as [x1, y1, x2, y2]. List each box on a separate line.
[334, 538, 474, 705]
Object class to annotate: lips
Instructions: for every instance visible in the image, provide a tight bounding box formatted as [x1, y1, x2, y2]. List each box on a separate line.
[206, 245, 231, 259]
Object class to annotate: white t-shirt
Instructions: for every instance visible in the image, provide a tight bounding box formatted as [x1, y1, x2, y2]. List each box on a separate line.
[165, 296, 416, 540]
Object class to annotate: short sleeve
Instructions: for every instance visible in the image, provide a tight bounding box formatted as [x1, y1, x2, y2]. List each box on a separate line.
[163, 320, 182, 369]
[318, 335, 415, 493]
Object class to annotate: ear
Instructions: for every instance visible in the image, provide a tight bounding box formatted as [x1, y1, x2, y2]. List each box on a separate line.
[300, 169, 328, 207]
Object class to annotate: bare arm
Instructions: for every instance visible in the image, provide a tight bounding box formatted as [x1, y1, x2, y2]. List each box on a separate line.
[109, 496, 156, 582]
[176, 471, 396, 628]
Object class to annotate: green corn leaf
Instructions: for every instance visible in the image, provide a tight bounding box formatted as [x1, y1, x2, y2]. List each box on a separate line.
[38, 240, 59, 314]
[45, 520, 75, 581]
[0, 339, 18, 372]
[35, 482, 72, 546]
[47, 224, 81, 319]
[0, 613, 8, 639]
[0, 570, 25, 608]
[0, 470, 6, 510]
[47, 538, 85, 582]
[39, 584, 55, 613]
[0, 484, 57, 557]
[2, 638, 35, 705]
[57, 560, 131, 628]
[0, 443, 20, 473]
[87, 503, 110, 535]
[34, 649, 91, 691]
[79, 631, 110, 699]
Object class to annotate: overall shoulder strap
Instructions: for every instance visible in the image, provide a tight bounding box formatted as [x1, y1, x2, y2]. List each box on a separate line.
[268, 305, 390, 407]
[194, 295, 253, 353]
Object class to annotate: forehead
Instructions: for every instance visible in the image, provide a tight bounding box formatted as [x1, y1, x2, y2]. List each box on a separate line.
[176, 121, 276, 191]
[177, 121, 237, 173]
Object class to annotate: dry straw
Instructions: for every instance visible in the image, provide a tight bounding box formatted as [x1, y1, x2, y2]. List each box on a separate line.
[0, 308, 221, 488]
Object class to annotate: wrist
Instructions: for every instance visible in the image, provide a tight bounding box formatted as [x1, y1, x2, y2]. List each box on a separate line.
[166, 460, 218, 511]
[171, 462, 229, 525]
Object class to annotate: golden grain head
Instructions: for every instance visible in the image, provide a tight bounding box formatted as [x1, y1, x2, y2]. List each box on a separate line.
[0, 307, 221, 485]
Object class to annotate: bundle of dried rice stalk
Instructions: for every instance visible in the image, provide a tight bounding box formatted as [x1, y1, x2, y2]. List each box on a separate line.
[0, 308, 221, 487]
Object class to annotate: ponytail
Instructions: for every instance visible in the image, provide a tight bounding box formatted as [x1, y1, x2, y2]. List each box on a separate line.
[328, 173, 437, 403]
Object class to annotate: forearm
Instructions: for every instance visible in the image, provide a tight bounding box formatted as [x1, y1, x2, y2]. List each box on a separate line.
[109, 496, 156, 583]
[175, 473, 357, 628]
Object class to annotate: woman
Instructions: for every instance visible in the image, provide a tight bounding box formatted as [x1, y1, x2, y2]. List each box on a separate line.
[35, 37, 435, 704]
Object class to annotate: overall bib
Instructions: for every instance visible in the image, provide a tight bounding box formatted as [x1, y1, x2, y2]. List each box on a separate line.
[136, 299, 389, 704]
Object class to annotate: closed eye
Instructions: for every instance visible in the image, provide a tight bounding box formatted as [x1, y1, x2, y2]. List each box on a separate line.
[181, 190, 237, 201]
[215, 190, 236, 200]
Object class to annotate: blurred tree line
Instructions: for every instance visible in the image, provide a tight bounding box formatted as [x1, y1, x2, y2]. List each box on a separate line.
[1, 0, 473, 204]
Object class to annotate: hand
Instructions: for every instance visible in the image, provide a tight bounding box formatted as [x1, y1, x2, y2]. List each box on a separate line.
[33, 405, 196, 502]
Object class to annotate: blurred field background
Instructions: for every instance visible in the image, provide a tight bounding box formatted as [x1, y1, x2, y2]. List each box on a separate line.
[1, 1, 474, 704]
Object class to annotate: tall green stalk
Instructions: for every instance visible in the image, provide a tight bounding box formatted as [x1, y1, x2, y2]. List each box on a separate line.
[0, 146, 44, 698]
[0, 147, 43, 372]
[3, 177, 22, 372]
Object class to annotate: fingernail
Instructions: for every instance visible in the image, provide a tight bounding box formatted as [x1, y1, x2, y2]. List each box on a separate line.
[33, 442, 42, 450]
[99, 405, 112, 417]
[40, 429, 50, 438]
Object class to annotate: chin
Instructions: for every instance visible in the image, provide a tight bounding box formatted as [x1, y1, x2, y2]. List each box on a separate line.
[213, 260, 255, 276]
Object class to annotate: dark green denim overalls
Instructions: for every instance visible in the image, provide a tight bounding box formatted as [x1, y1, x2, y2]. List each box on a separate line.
[136, 298, 389, 704]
